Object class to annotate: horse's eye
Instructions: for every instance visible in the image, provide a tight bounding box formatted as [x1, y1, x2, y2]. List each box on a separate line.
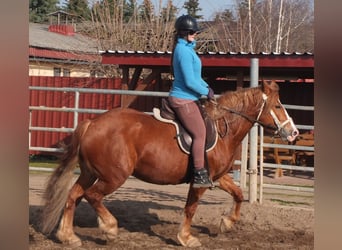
[275, 105, 281, 109]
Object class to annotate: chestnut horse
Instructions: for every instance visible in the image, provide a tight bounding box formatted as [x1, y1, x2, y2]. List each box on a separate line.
[40, 80, 298, 247]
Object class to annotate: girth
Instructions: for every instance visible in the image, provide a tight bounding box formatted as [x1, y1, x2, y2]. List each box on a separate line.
[153, 98, 218, 154]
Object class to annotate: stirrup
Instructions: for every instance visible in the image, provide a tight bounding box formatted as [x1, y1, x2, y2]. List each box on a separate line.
[193, 169, 213, 188]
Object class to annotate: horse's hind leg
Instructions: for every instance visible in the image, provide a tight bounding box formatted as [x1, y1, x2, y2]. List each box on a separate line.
[218, 173, 244, 232]
[177, 187, 207, 247]
[83, 177, 126, 243]
[56, 171, 96, 247]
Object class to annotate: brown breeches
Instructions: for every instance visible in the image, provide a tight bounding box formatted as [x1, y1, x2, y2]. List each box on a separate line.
[168, 97, 206, 169]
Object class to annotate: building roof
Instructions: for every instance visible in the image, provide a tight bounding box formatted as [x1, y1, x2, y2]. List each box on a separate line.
[101, 50, 314, 79]
[46, 10, 78, 17]
[29, 22, 99, 62]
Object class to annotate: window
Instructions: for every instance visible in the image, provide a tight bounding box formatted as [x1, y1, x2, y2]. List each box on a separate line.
[90, 70, 105, 78]
[63, 68, 70, 77]
[53, 67, 61, 76]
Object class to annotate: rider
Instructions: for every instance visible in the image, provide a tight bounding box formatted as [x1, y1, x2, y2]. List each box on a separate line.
[168, 15, 215, 188]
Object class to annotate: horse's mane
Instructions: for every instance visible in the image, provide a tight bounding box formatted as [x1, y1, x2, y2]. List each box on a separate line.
[205, 85, 277, 121]
[219, 87, 261, 110]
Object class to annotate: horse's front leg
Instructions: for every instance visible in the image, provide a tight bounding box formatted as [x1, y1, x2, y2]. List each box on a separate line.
[177, 186, 207, 247]
[217, 173, 244, 232]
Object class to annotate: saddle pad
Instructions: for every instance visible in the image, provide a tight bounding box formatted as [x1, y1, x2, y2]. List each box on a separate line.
[153, 108, 218, 154]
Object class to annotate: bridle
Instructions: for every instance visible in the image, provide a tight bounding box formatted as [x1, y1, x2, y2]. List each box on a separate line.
[210, 93, 294, 136]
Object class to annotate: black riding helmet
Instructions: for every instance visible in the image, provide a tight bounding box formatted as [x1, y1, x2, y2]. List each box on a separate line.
[174, 15, 200, 34]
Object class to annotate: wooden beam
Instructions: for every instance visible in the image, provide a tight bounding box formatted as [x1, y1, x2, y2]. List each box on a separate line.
[121, 68, 161, 108]
[236, 70, 244, 89]
[128, 67, 142, 90]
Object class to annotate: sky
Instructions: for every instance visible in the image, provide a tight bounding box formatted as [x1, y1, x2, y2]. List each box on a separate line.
[148, 0, 236, 20]
[59, 0, 235, 21]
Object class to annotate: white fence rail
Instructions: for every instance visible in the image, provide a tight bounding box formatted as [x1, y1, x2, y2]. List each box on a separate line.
[29, 86, 314, 201]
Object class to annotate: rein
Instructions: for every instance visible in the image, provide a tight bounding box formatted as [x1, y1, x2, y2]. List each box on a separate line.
[218, 105, 277, 131]
[209, 95, 278, 132]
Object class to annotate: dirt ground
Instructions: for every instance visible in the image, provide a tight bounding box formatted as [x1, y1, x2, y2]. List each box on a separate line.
[29, 172, 314, 249]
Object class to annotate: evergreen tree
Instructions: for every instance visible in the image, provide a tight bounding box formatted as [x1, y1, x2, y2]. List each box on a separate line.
[29, 0, 58, 23]
[183, 0, 202, 19]
[161, 0, 177, 22]
[123, 0, 137, 23]
[214, 9, 235, 23]
[237, 0, 249, 20]
[139, 0, 154, 22]
[66, 0, 91, 20]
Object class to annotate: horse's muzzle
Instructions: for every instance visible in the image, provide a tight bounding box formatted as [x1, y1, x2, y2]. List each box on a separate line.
[287, 129, 299, 142]
[278, 127, 299, 142]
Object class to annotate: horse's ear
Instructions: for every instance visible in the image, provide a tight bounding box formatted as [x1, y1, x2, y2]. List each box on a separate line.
[261, 80, 279, 94]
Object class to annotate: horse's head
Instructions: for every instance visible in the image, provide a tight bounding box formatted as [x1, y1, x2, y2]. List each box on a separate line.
[258, 80, 299, 142]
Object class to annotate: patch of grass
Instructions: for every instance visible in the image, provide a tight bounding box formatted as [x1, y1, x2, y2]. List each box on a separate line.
[29, 161, 58, 168]
[275, 183, 314, 189]
[270, 198, 311, 206]
[29, 155, 59, 168]
[262, 191, 314, 197]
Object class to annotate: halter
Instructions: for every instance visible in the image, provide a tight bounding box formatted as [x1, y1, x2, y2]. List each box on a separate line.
[269, 101, 296, 134]
[257, 94, 296, 135]
[256, 93, 267, 120]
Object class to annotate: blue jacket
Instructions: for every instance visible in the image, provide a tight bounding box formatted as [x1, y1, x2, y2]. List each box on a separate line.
[169, 38, 209, 100]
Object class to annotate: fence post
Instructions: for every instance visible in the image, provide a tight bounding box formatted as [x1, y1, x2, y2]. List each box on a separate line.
[74, 91, 79, 129]
[240, 134, 248, 189]
[259, 126, 264, 203]
[29, 111, 32, 152]
[248, 58, 259, 203]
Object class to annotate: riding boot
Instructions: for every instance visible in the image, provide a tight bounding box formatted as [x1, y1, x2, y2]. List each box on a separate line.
[193, 168, 212, 188]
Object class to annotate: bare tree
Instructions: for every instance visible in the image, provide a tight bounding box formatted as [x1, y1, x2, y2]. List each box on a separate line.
[212, 0, 313, 53]
[65, 0, 312, 77]
[78, 0, 312, 59]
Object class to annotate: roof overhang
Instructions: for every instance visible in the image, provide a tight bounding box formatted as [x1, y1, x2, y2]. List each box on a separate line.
[101, 51, 314, 79]
[29, 47, 100, 63]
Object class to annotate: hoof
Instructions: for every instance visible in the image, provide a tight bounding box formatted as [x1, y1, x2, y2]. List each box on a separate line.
[105, 229, 118, 242]
[60, 237, 82, 248]
[177, 233, 201, 247]
[66, 239, 82, 248]
[56, 231, 82, 247]
[220, 217, 234, 233]
[98, 217, 118, 241]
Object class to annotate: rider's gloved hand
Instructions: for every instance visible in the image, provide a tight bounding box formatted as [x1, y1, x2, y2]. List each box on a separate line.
[207, 87, 215, 100]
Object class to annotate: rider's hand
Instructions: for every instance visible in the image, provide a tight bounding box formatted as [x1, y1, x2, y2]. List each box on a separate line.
[207, 87, 215, 100]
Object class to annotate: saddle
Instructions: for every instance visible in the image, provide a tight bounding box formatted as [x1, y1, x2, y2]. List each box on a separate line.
[153, 98, 218, 154]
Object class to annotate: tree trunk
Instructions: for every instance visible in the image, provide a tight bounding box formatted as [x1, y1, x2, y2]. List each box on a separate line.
[275, 0, 284, 53]
[248, 0, 253, 52]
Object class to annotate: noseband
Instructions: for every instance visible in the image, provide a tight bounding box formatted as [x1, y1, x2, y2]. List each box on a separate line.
[269, 106, 296, 135]
[210, 93, 293, 136]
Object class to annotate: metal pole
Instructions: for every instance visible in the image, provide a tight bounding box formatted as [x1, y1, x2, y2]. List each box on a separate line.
[259, 126, 264, 204]
[249, 58, 259, 203]
[29, 111, 32, 152]
[240, 134, 248, 189]
[74, 91, 79, 129]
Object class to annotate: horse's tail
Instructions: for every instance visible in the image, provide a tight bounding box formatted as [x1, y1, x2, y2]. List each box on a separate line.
[40, 119, 91, 235]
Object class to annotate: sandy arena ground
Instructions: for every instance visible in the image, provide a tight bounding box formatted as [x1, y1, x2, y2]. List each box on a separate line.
[29, 171, 314, 249]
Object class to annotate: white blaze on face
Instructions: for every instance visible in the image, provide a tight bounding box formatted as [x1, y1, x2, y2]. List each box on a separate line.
[270, 99, 299, 142]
